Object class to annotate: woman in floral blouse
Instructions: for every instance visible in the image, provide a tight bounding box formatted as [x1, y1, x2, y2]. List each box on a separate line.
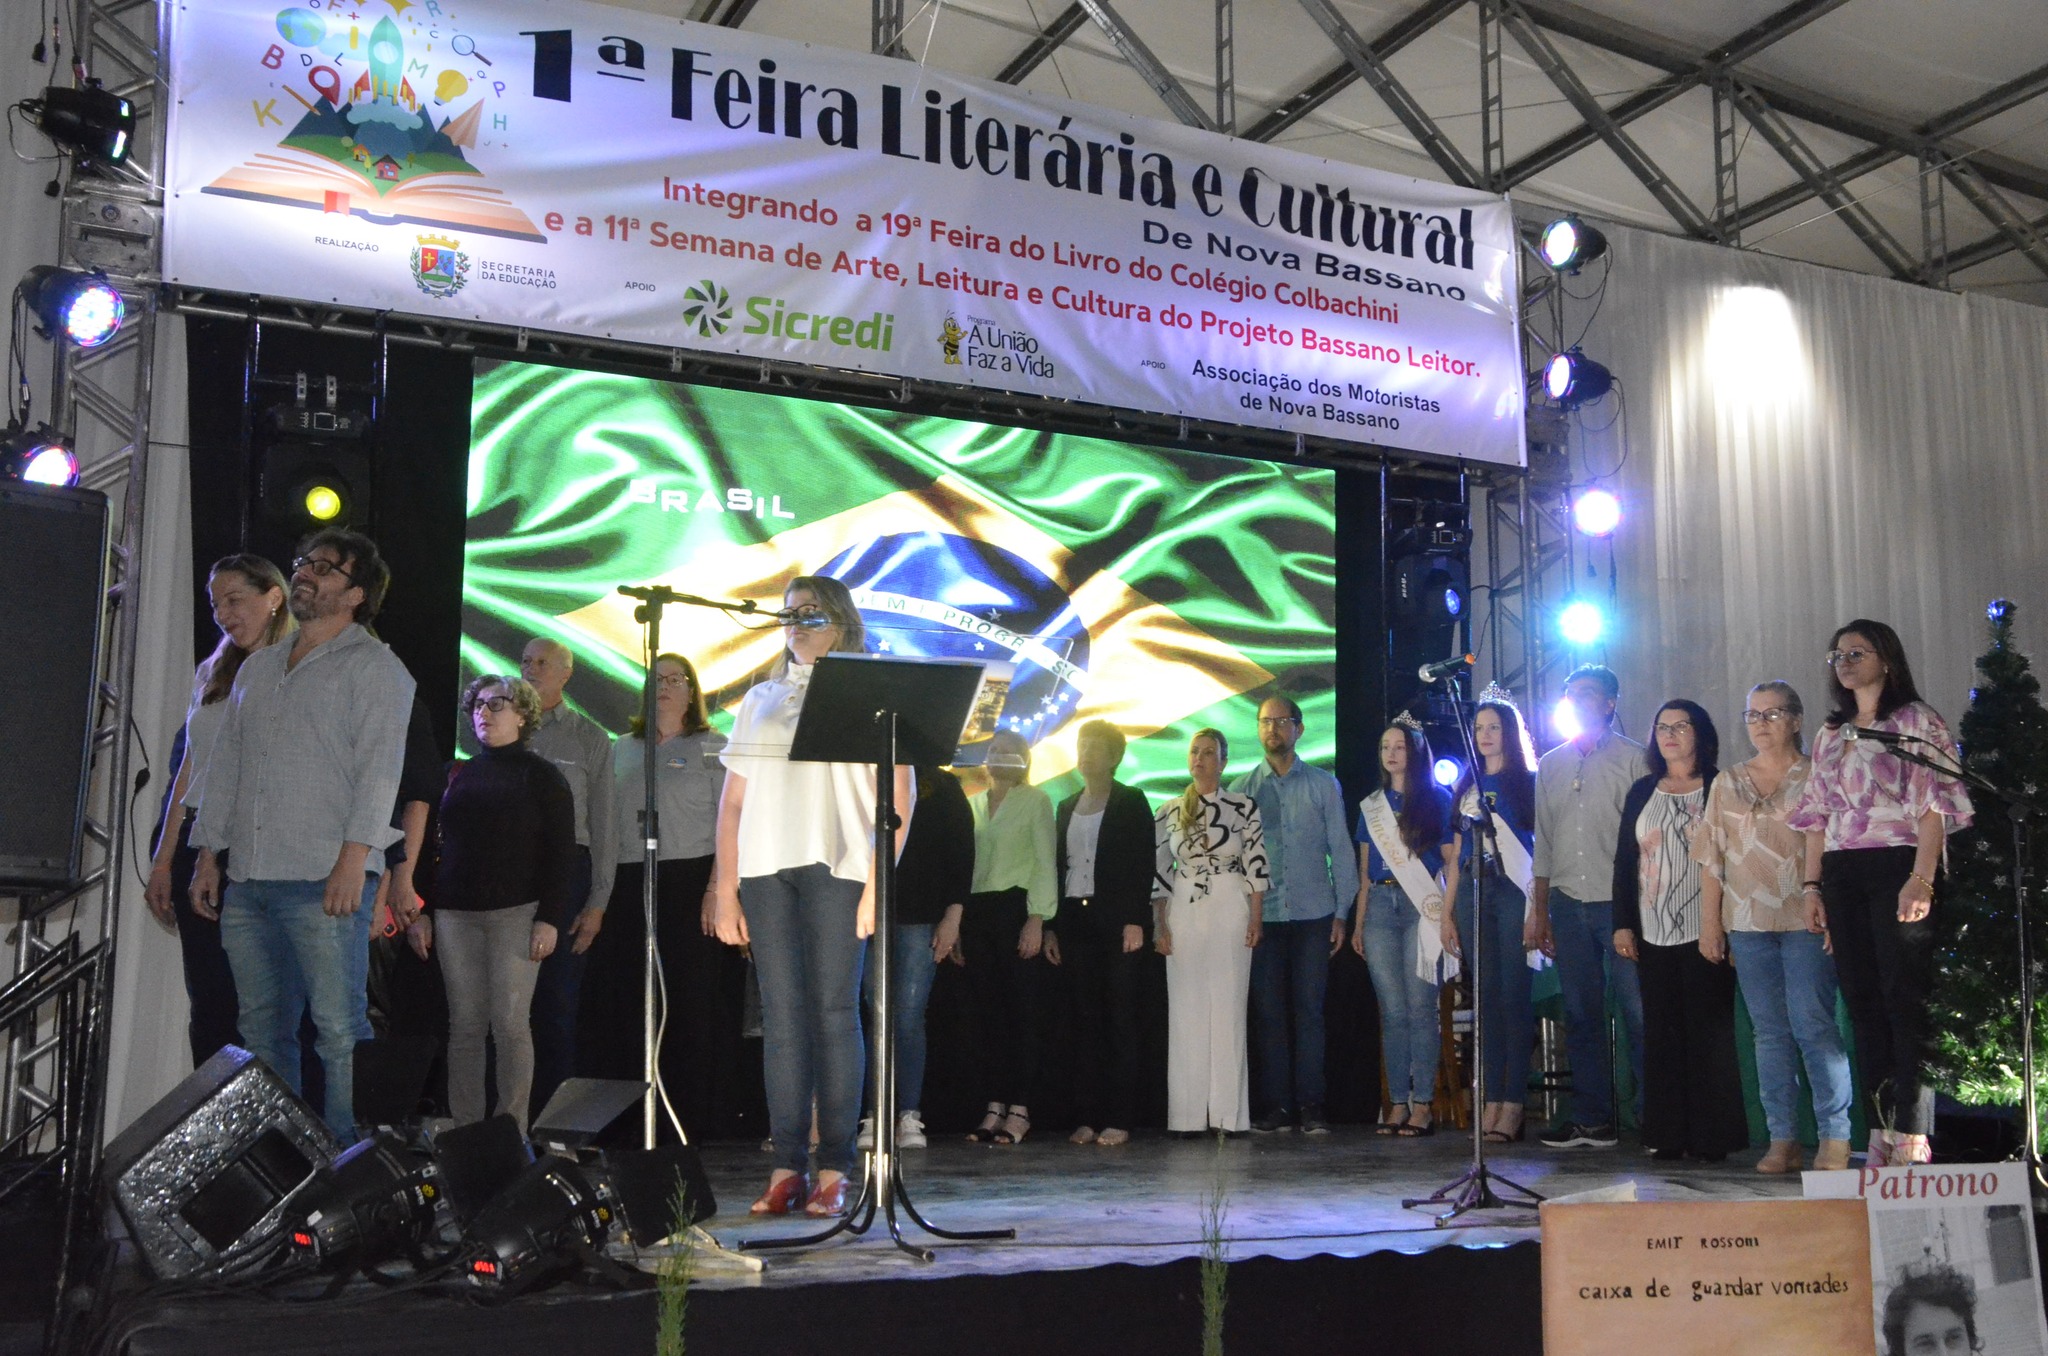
[1788, 621, 1973, 1167]
[1154, 728, 1268, 1134]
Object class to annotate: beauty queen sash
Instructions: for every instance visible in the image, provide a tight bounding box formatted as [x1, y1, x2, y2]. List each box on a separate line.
[1460, 786, 1547, 972]
[1361, 791, 1454, 984]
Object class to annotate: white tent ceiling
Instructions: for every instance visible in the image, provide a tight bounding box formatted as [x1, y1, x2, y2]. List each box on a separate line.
[617, 0, 2048, 307]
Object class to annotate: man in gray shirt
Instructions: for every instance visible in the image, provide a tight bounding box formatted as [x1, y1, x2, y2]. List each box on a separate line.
[520, 636, 616, 1117]
[190, 530, 414, 1143]
[1528, 664, 1648, 1149]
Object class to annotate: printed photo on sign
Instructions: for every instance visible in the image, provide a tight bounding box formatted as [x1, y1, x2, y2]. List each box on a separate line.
[1806, 1163, 2048, 1356]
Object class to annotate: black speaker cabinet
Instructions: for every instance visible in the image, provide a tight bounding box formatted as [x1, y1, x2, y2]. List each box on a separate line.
[603, 1144, 715, 1242]
[102, 1046, 340, 1278]
[0, 481, 108, 888]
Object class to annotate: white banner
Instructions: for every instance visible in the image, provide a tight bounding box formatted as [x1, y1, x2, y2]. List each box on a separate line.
[164, 0, 1526, 465]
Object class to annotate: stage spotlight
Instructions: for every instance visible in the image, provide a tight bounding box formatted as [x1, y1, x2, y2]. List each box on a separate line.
[284, 1133, 439, 1273]
[1551, 697, 1584, 743]
[1432, 757, 1461, 788]
[3, 424, 79, 487]
[462, 1156, 617, 1297]
[18, 267, 125, 349]
[1558, 599, 1606, 648]
[1440, 582, 1465, 620]
[303, 483, 344, 522]
[20, 84, 134, 165]
[1571, 488, 1621, 538]
[1543, 350, 1614, 408]
[1539, 216, 1607, 273]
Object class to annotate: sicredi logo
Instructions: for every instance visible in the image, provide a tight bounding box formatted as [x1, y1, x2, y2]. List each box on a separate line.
[743, 297, 895, 352]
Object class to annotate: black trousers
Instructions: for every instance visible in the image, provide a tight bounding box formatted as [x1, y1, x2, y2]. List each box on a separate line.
[1057, 909, 1146, 1131]
[962, 887, 1042, 1109]
[527, 847, 592, 1122]
[575, 855, 746, 1142]
[1821, 845, 1936, 1135]
[164, 821, 242, 1066]
[1638, 939, 1749, 1156]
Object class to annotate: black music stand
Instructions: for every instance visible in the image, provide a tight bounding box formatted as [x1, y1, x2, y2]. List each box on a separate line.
[739, 654, 1016, 1260]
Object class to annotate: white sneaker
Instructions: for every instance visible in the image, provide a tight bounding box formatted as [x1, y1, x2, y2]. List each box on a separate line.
[897, 1111, 928, 1148]
[857, 1116, 876, 1149]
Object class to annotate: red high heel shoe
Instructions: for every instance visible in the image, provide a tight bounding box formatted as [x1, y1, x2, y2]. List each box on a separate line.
[804, 1174, 852, 1217]
[750, 1173, 807, 1215]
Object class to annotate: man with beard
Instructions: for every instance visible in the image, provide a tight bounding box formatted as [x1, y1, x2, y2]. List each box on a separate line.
[190, 530, 414, 1143]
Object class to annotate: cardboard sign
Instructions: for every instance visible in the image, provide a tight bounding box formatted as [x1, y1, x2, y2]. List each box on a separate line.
[1541, 1198, 1875, 1354]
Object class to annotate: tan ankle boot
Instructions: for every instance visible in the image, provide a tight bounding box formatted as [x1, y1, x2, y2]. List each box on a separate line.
[1813, 1139, 1853, 1171]
[1755, 1140, 1802, 1174]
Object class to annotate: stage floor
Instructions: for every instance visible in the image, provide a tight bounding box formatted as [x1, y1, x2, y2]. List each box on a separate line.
[687, 1126, 1805, 1289]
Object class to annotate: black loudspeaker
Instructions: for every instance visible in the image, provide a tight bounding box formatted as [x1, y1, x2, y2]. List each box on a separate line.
[430, 1113, 533, 1225]
[603, 1145, 715, 1242]
[103, 1046, 340, 1278]
[0, 481, 108, 888]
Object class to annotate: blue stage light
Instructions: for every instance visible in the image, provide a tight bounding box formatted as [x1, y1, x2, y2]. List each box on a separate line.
[1432, 757, 1461, 787]
[1571, 488, 1622, 537]
[1543, 349, 1614, 408]
[1539, 216, 1608, 273]
[1551, 697, 1584, 743]
[4, 424, 79, 487]
[1442, 585, 1464, 618]
[1558, 599, 1606, 647]
[18, 267, 125, 349]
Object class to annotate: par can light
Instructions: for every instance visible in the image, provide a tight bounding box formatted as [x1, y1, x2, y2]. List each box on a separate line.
[1571, 488, 1622, 538]
[1558, 599, 1607, 648]
[1539, 215, 1608, 273]
[19, 266, 125, 349]
[4, 424, 79, 487]
[1543, 349, 1614, 408]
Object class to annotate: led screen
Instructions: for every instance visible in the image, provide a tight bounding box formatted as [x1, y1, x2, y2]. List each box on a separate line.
[461, 360, 1336, 797]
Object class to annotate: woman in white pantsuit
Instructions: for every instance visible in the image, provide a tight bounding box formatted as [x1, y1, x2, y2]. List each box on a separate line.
[1154, 728, 1268, 1134]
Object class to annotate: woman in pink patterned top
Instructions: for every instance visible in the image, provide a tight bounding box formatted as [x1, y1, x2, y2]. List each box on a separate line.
[1786, 620, 1973, 1167]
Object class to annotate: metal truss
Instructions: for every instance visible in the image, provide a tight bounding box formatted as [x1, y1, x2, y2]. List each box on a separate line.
[1074, 0, 1215, 130]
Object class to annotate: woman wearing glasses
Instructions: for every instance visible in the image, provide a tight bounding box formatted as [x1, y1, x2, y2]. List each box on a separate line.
[1788, 622, 1973, 1166]
[714, 577, 913, 1217]
[575, 652, 738, 1143]
[411, 675, 576, 1131]
[1693, 681, 1852, 1172]
[1613, 700, 1747, 1162]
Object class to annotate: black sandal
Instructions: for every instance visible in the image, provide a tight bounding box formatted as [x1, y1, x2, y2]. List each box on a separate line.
[993, 1108, 1031, 1146]
[1375, 1106, 1410, 1136]
[967, 1102, 1007, 1143]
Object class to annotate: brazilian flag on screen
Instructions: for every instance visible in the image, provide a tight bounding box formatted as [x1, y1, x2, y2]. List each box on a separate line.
[462, 360, 1337, 798]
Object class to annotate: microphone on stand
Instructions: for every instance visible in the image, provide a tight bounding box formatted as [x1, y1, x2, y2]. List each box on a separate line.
[1841, 725, 1912, 747]
[771, 608, 834, 629]
[1417, 653, 1476, 683]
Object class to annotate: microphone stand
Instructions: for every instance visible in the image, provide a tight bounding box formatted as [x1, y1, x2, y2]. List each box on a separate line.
[1853, 730, 2045, 1183]
[1402, 672, 1544, 1225]
[614, 584, 767, 1273]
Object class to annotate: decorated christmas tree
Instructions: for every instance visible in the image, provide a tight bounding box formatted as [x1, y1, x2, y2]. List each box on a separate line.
[1931, 600, 2048, 1124]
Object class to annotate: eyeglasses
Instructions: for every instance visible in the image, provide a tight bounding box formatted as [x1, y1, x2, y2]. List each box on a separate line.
[656, 673, 692, 689]
[1652, 720, 1694, 737]
[476, 695, 519, 714]
[1257, 716, 1298, 727]
[1826, 647, 1874, 668]
[784, 605, 827, 623]
[292, 555, 353, 583]
[1742, 709, 1794, 724]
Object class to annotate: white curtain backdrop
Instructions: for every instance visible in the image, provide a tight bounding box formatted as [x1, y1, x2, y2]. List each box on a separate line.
[1551, 223, 2048, 747]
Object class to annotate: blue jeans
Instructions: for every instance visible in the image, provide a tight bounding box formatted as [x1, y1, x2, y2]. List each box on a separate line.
[1453, 875, 1534, 1106]
[1249, 916, 1333, 1114]
[219, 876, 374, 1142]
[863, 923, 938, 1115]
[1729, 929, 1852, 1142]
[1359, 884, 1440, 1105]
[743, 865, 867, 1177]
[1548, 891, 1645, 1128]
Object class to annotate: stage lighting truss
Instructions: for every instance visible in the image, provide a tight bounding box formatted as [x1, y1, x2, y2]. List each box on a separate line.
[2, 423, 79, 487]
[1538, 216, 1608, 274]
[18, 82, 134, 166]
[18, 266, 125, 349]
[1542, 349, 1615, 409]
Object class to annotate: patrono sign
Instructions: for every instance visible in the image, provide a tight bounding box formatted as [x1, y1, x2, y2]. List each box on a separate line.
[164, 0, 1526, 465]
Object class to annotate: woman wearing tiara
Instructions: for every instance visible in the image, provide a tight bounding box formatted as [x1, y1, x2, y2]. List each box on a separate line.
[1442, 690, 1539, 1143]
[1353, 715, 1456, 1136]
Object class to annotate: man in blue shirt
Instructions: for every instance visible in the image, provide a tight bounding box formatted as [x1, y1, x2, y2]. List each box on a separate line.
[1232, 696, 1360, 1134]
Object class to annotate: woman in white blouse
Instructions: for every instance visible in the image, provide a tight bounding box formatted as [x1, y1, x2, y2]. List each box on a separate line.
[1613, 700, 1748, 1162]
[713, 575, 913, 1218]
[143, 555, 294, 1065]
[1154, 727, 1267, 1134]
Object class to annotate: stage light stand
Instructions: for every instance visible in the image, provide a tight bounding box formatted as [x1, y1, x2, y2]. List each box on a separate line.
[1402, 673, 1545, 1226]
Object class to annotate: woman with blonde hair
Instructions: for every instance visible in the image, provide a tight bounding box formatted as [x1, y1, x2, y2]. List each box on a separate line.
[1154, 727, 1267, 1134]
[145, 555, 294, 1065]
[714, 575, 913, 1217]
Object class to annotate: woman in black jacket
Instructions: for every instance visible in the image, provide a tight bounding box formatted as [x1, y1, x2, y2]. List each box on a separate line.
[1612, 699, 1746, 1161]
[1045, 721, 1156, 1147]
[411, 675, 576, 1132]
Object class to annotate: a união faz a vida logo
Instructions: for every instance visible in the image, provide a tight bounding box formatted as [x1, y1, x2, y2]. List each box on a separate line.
[939, 315, 965, 365]
[409, 233, 470, 298]
[945, 316, 1056, 379]
[682, 279, 733, 336]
